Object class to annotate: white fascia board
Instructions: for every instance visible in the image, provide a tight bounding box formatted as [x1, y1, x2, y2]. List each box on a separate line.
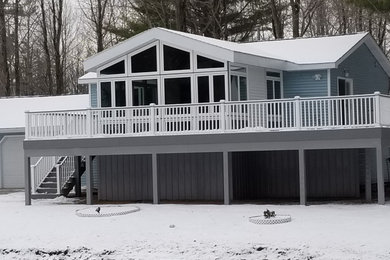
[284, 62, 337, 71]
[84, 28, 235, 72]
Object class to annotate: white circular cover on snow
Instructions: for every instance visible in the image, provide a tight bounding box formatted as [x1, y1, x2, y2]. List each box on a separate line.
[76, 205, 140, 217]
[249, 215, 291, 225]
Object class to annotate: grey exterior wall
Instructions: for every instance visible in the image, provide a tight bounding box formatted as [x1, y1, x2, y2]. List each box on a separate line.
[232, 151, 300, 200]
[306, 149, 361, 198]
[90, 83, 98, 108]
[247, 65, 266, 100]
[158, 152, 224, 201]
[283, 70, 328, 98]
[331, 43, 389, 95]
[98, 154, 153, 201]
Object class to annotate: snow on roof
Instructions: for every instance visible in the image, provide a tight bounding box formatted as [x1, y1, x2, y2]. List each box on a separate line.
[0, 95, 89, 130]
[78, 72, 97, 84]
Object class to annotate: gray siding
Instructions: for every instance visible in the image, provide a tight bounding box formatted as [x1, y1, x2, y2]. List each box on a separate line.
[158, 153, 224, 201]
[283, 70, 328, 98]
[247, 65, 266, 100]
[306, 149, 361, 198]
[232, 151, 300, 200]
[90, 83, 98, 107]
[331, 43, 388, 95]
[98, 154, 152, 201]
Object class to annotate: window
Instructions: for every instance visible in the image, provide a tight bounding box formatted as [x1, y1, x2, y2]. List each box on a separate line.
[164, 77, 191, 104]
[132, 79, 158, 106]
[100, 82, 112, 107]
[115, 81, 126, 107]
[213, 75, 225, 102]
[163, 45, 190, 71]
[266, 71, 281, 78]
[100, 60, 125, 75]
[197, 55, 224, 69]
[197, 76, 210, 103]
[266, 71, 281, 99]
[338, 78, 353, 96]
[230, 75, 247, 101]
[131, 46, 157, 73]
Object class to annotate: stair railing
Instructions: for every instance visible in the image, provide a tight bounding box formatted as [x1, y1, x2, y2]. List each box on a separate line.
[31, 156, 59, 194]
[56, 156, 76, 194]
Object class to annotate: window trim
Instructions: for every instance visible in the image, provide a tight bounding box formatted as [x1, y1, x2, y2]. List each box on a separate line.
[97, 57, 127, 78]
[97, 78, 127, 107]
[160, 41, 193, 75]
[194, 52, 227, 72]
[337, 77, 353, 96]
[128, 41, 160, 77]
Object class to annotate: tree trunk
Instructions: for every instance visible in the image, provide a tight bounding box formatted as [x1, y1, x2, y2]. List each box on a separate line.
[40, 0, 53, 95]
[270, 0, 284, 39]
[175, 0, 186, 32]
[51, 0, 64, 95]
[290, 0, 300, 38]
[0, 0, 10, 96]
[14, 0, 20, 96]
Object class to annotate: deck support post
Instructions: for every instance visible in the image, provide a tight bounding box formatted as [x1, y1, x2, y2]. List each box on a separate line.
[298, 149, 307, 205]
[376, 144, 387, 205]
[24, 156, 31, 206]
[74, 156, 82, 197]
[365, 149, 373, 202]
[85, 155, 93, 205]
[223, 151, 230, 205]
[152, 153, 159, 204]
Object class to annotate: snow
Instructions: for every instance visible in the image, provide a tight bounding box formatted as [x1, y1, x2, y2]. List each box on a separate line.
[160, 27, 367, 64]
[0, 95, 89, 130]
[1, 191, 390, 259]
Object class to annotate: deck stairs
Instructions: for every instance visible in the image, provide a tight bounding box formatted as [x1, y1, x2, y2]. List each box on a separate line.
[31, 157, 85, 199]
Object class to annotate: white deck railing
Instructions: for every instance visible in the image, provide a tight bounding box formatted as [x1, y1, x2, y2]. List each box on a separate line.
[25, 92, 390, 140]
[31, 156, 59, 194]
[56, 156, 75, 194]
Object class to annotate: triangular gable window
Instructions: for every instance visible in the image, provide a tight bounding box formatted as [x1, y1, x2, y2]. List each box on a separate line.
[197, 55, 224, 69]
[100, 60, 125, 75]
[163, 45, 190, 71]
[131, 46, 157, 73]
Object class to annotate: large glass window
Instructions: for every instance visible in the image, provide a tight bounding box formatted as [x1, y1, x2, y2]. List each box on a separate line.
[164, 77, 191, 104]
[231, 75, 247, 101]
[100, 82, 112, 107]
[131, 46, 157, 73]
[132, 79, 158, 106]
[338, 78, 353, 95]
[267, 80, 281, 99]
[115, 81, 126, 107]
[163, 45, 190, 71]
[100, 60, 125, 75]
[197, 76, 210, 103]
[213, 75, 225, 102]
[197, 55, 224, 69]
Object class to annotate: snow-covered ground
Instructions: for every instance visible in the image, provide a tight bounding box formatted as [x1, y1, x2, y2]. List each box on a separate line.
[1, 191, 390, 259]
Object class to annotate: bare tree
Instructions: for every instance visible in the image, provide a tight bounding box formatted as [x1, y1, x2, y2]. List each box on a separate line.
[0, 0, 10, 96]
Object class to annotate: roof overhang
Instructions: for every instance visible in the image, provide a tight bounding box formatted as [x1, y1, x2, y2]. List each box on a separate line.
[78, 72, 97, 84]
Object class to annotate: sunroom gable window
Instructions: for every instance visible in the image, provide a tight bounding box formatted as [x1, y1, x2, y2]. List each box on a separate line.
[197, 55, 224, 69]
[100, 60, 125, 75]
[131, 46, 157, 73]
[163, 45, 190, 71]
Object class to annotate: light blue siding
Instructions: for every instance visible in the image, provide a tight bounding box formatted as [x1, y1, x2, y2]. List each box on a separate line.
[331, 43, 388, 95]
[90, 83, 98, 107]
[283, 70, 328, 98]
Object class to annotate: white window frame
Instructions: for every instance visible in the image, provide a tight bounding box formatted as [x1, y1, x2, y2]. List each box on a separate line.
[266, 70, 283, 99]
[230, 63, 248, 101]
[195, 72, 228, 103]
[194, 52, 227, 73]
[97, 78, 127, 108]
[337, 77, 353, 96]
[230, 75, 248, 101]
[161, 74, 194, 104]
[128, 41, 160, 77]
[160, 41, 193, 75]
[97, 56, 127, 78]
[128, 76, 161, 106]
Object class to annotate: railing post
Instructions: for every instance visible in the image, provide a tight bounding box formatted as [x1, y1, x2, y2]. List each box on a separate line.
[294, 96, 301, 129]
[30, 165, 35, 194]
[86, 109, 92, 137]
[150, 103, 156, 134]
[220, 100, 226, 132]
[25, 111, 30, 139]
[374, 91, 381, 126]
[56, 164, 60, 194]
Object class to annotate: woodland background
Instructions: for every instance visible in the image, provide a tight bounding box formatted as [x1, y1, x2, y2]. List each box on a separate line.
[0, 0, 389, 97]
